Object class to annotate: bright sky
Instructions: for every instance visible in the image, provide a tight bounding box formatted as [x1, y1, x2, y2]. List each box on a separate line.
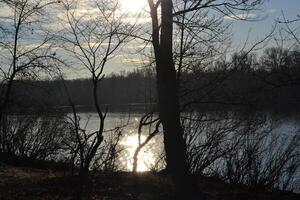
[0, 0, 300, 78]
[120, 0, 147, 13]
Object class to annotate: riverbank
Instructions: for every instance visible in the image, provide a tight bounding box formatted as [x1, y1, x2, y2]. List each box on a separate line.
[0, 162, 299, 200]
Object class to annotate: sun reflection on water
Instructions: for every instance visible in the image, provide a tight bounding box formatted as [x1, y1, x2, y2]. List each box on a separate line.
[120, 133, 156, 172]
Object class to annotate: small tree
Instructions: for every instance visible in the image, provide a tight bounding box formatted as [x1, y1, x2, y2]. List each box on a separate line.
[59, 0, 137, 192]
[132, 111, 160, 173]
[0, 0, 62, 152]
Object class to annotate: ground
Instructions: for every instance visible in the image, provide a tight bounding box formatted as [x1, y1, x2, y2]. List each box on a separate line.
[0, 162, 299, 200]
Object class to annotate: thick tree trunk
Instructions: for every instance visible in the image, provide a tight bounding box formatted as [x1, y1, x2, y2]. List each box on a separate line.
[154, 0, 195, 198]
[158, 0, 188, 174]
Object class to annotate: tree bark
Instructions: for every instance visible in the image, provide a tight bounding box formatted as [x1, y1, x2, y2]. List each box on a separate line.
[149, 0, 195, 198]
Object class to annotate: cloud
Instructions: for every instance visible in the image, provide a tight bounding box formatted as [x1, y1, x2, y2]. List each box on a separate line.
[121, 15, 151, 25]
[223, 13, 257, 20]
[122, 58, 150, 65]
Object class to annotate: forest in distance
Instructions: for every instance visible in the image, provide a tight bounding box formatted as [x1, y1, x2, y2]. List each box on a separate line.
[1, 0, 300, 200]
[7, 47, 300, 114]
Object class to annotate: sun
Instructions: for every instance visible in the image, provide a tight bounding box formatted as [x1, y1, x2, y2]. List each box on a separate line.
[120, 0, 147, 13]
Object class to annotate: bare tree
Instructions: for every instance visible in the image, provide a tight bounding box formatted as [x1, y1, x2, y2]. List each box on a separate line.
[254, 13, 300, 89]
[0, 0, 62, 112]
[182, 112, 241, 175]
[145, 0, 265, 197]
[58, 0, 136, 186]
[0, 0, 62, 154]
[279, 12, 300, 46]
[132, 111, 160, 173]
[62, 76, 132, 199]
[219, 113, 300, 191]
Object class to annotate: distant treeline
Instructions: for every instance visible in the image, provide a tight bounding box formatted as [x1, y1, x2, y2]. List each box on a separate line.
[7, 68, 156, 113]
[4, 47, 300, 114]
[180, 47, 300, 113]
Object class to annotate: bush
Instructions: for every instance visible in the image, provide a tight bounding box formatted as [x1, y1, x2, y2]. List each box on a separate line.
[0, 113, 71, 161]
[183, 112, 300, 192]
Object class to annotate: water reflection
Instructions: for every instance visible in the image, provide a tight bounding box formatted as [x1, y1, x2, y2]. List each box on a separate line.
[120, 134, 156, 172]
[75, 112, 163, 172]
[75, 112, 300, 176]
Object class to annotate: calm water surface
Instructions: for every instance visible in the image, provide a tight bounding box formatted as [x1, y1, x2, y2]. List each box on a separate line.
[75, 112, 300, 172]
[75, 112, 164, 172]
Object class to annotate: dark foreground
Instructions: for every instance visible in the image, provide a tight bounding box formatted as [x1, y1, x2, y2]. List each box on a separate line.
[0, 163, 299, 200]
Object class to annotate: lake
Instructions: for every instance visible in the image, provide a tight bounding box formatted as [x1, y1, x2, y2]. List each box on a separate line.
[75, 112, 164, 172]
[75, 111, 300, 174]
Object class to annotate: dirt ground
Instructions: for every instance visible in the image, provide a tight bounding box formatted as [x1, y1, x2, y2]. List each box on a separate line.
[0, 163, 299, 200]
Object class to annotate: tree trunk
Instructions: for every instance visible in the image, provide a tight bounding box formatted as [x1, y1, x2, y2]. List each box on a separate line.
[153, 0, 195, 198]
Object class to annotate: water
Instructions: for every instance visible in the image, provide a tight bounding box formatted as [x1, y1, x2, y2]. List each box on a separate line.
[71, 112, 300, 192]
[2, 111, 298, 191]
[75, 112, 164, 172]
[75, 112, 300, 172]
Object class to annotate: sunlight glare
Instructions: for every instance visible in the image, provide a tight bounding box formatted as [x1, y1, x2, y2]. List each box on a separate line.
[120, 0, 147, 13]
[120, 134, 155, 172]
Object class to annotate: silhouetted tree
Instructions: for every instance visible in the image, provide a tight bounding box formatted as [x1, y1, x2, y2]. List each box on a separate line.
[59, 0, 136, 198]
[146, 0, 265, 197]
[0, 0, 62, 153]
[132, 111, 160, 173]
